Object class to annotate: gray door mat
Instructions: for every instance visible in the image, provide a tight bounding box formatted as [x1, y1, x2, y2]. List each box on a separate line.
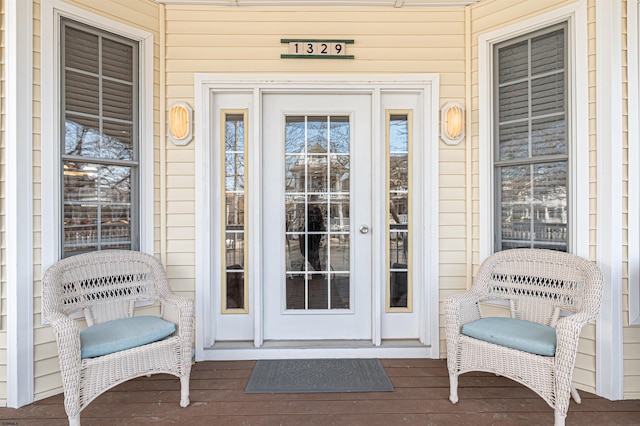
[244, 358, 395, 394]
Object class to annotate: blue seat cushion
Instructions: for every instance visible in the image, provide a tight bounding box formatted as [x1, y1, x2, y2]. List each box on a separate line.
[461, 317, 557, 357]
[80, 316, 176, 359]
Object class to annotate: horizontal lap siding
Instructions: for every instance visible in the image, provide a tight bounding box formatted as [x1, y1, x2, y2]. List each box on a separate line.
[469, 0, 597, 394]
[31, 0, 161, 402]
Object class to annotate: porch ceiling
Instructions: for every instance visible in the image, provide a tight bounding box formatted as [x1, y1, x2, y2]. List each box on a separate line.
[151, 0, 481, 7]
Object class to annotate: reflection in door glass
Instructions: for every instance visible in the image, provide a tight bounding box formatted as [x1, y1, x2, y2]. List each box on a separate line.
[284, 115, 350, 310]
[223, 112, 248, 312]
[388, 112, 411, 310]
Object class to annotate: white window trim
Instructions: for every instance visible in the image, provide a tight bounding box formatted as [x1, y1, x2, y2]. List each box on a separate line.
[627, 0, 640, 326]
[41, 0, 155, 280]
[6, 0, 34, 408]
[478, 0, 626, 399]
[478, 1, 589, 261]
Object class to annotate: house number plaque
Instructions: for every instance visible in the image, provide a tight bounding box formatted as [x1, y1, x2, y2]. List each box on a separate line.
[281, 39, 354, 59]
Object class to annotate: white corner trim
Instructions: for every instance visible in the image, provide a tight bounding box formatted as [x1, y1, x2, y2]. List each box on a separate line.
[595, 0, 625, 400]
[627, 0, 640, 326]
[478, 0, 589, 262]
[194, 73, 215, 360]
[6, 0, 34, 408]
[40, 0, 155, 277]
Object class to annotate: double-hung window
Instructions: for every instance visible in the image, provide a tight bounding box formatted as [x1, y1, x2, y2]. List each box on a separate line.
[493, 23, 569, 252]
[60, 19, 139, 257]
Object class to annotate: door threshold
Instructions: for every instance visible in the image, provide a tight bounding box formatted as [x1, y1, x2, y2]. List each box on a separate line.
[198, 339, 434, 361]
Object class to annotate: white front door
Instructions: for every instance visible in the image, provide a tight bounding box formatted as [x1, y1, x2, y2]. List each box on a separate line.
[262, 93, 372, 340]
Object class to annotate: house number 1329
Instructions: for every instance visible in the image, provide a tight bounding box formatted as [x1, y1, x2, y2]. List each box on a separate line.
[288, 42, 346, 56]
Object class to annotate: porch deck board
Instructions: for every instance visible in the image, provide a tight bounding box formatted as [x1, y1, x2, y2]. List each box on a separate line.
[1, 359, 638, 425]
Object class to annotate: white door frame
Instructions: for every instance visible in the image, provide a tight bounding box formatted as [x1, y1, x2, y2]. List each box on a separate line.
[194, 74, 440, 361]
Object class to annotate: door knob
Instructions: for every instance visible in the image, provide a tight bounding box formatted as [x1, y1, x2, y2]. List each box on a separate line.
[359, 225, 370, 234]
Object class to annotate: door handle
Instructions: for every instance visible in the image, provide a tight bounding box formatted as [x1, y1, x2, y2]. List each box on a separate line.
[359, 225, 370, 234]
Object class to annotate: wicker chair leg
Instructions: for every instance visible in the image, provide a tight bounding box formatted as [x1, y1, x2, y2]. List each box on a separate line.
[554, 411, 566, 426]
[68, 414, 80, 426]
[570, 386, 581, 404]
[449, 374, 459, 404]
[180, 375, 190, 408]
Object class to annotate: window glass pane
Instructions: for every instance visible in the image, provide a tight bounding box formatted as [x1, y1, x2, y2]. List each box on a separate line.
[499, 81, 529, 121]
[225, 232, 245, 268]
[531, 29, 565, 75]
[387, 113, 410, 310]
[225, 271, 244, 309]
[307, 116, 328, 152]
[308, 156, 328, 193]
[223, 112, 247, 311]
[225, 153, 245, 191]
[329, 235, 350, 272]
[285, 155, 305, 193]
[532, 116, 566, 157]
[65, 70, 99, 116]
[226, 193, 244, 226]
[389, 114, 409, 152]
[102, 121, 134, 160]
[331, 155, 350, 193]
[498, 40, 528, 83]
[499, 121, 529, 160]
[499, 162, 567, 251]
[63, 162, 132, 256]
[329, 116, 350, 153]
[102, 38, 133, 82]
[64, 26, 99, 74]
[64, 117, 100, 156]
[532, 74, 565, 116]
[285, 116, 305, 154]
[226, 114, 245, 151]
[103, 79, 133, 121]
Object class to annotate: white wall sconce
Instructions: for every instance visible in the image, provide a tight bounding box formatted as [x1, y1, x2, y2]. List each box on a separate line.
[441, 101, 465, 145]
[168, 101, 193, 146]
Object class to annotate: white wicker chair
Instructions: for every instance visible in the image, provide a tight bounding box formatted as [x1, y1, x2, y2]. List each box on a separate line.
[42, 250, 194, 426]
[445, 249, 603, 426]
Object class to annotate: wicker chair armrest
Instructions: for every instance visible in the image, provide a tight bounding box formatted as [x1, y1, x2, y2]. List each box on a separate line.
[48, 313, 82, 370]
[161, 294, 195, 338]
[444, 290, 486, 330]
[555, 312, 594, 344]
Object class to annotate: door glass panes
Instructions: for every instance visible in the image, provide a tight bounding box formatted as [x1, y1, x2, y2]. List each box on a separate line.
[61, 20, 138, 257]
[387, 113, 411, 310]
[285, 115, 350, 310]
[223, 112, 248, 312]
[494, 24, 568, 252]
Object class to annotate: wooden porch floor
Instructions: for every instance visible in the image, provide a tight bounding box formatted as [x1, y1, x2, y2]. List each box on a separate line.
[1, 359, 639, 425]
